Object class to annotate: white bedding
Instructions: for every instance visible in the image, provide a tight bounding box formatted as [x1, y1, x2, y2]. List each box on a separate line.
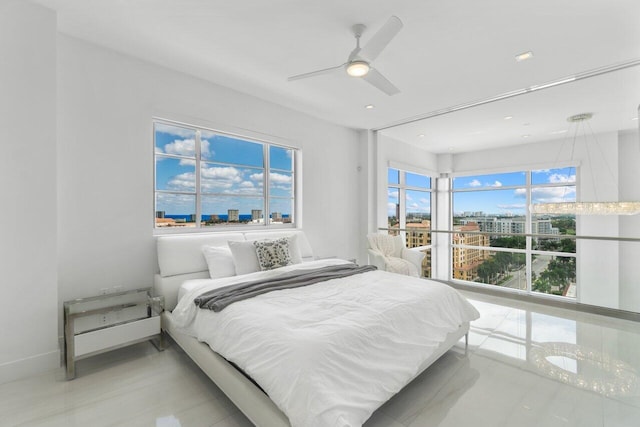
[171, 259, 480, 427]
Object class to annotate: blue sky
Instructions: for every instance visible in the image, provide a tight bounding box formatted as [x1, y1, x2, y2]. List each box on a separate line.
[155, 123, 293, 216]
[388, 167, 576, 216]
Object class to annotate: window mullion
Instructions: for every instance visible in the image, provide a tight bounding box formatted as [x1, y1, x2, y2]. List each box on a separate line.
[526, 170, 532, 293]
[195, 130, 202, 228]
[263, 143, 269, 226]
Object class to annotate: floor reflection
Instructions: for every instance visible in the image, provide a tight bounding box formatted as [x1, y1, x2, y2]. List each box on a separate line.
[529, 342, 639, 397]
[465, 292, 640, 402]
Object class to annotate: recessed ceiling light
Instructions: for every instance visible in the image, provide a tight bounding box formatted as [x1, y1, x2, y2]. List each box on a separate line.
[550, 129, 568, 135]
[504, 116, 513, 120]
[365, 104, 374, 109]
[633, 117, 639, 121]
[418, 134, 425, 138]
[515, 51, 534, 62]
[522, 134, 531, 138]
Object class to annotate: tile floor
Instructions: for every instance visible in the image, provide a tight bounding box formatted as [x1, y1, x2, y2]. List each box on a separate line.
[1, 290, 639, 426]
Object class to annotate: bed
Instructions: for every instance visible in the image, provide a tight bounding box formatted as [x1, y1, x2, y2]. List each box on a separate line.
[154, 230, 479, 427]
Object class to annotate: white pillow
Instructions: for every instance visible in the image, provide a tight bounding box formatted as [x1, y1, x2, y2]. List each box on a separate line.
[254, 237, 293, 271]
[286, 234, 303, 264]
[201, 245, 236, 279]
[228, 235, 303, 275]
[227, 240, 261, 275]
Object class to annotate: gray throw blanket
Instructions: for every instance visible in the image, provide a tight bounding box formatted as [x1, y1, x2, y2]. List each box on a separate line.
[195, 263, 378, 312]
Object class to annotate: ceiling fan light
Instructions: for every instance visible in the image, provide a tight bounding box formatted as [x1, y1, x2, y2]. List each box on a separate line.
[346, 60, 370, 77]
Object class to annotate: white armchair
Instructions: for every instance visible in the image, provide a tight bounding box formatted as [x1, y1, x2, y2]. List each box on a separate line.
[367, 233, 426, 277]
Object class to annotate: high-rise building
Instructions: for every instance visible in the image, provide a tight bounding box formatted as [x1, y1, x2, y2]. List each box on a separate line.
[406, 220, 431, 277]
[155, 211, 165, 218]
[271, 212, 282, 222]
[228, 209, 239, 222]
[460, 216, 559, 236]
[452, 222, 490, 282]
[251, 209, 262, 221]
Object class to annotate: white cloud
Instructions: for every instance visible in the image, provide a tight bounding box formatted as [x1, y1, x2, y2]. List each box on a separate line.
[491, 181, 503, 187]
[167, 172, 196, 191]
[531, 186, 576, 203]
[201, 130, 216, 140]
[200, 139, 212, 158]
[164, 139, 196, 157]
[408, 202, 430, 212]
[200, 166, 244, 191]
[155, 123, 195, 138]
[497, 203, 526, 209]
[388, 189, 399, 199]
[201, 166, 242, 182]
[269, 172, 292, 184]
[156, 192, 194, 208]
[514, 188, 527, 198]
[160, 137, 212, 159]
[513, 186, 575, 203]
[469, 179, 482, 187]
[548, 173, 576, 184]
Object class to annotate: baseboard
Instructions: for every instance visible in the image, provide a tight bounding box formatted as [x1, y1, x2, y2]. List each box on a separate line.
[0, 350, 61, 384]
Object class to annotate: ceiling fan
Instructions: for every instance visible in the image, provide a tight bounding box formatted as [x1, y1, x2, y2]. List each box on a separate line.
[287, 16, 403, 96]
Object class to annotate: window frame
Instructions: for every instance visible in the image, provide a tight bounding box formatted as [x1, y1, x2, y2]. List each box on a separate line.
[449, 166, 578, 299]
[387, 166, 434, 277]
[153, 118, 298, 233]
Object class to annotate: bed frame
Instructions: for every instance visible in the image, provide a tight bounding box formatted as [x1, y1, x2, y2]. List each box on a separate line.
[154, 230, 469, 427]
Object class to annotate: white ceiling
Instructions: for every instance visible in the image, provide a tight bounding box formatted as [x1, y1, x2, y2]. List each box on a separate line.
[36, 0, 640, 153]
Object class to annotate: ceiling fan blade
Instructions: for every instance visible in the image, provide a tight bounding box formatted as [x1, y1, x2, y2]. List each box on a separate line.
[358, 16, 403, 62]
[287, 63, 346, 81]
[363, 68, 400, 95]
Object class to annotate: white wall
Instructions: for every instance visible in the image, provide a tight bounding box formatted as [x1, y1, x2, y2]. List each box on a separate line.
[618, 129, 640, 312]
[0, 1, 59, 383]
[57, 36, 362, 318]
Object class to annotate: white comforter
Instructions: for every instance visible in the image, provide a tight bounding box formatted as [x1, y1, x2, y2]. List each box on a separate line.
[172, 259, 479, 427]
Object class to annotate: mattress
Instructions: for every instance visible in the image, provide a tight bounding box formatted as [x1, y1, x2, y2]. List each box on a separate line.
[172, 258, 480, 427]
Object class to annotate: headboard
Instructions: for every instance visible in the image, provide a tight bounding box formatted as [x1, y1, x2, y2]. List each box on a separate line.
[154, 230, 314, 310]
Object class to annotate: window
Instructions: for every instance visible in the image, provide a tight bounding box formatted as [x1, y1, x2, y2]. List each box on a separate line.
[451, 168, 576, 298]
[154, 120, 296, 230]
[387, 168, 433, 277]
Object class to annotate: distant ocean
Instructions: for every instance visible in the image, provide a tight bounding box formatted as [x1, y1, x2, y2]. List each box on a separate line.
[165, 214, 289, 221]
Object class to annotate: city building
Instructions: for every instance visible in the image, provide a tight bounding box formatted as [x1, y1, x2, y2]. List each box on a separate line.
[460, 216, 560, 236]
[452, 222, 490, 282]
[251, 209, 262, 221]
[406, 220, 432, 277]
[227, 209, 239, 222]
